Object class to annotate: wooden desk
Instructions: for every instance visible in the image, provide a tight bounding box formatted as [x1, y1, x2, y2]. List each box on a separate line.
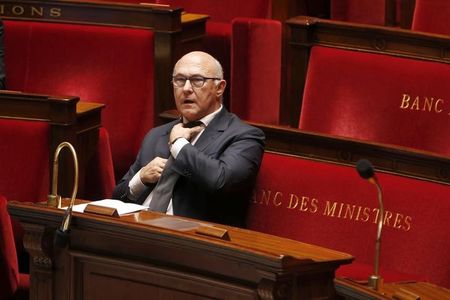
[336, 278, 450, 300]
[8, 200, 353, 300]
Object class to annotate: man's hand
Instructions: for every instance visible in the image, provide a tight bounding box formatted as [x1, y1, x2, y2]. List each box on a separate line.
[169, 123, 204, 144]
[140, 157, 168, 185]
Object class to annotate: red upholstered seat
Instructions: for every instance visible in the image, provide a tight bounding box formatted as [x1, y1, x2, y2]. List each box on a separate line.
[155, 0, 273, 109]
[84, 127, 116, 200]
[0, 118, 49, 250]
[156, 0, 272, 22]
[3, 20, 155, 182]
[331, 0, 387, 25]
[230, 18, 281, 124]
[0, 195, 29, 300]
[299, 46, 450, 156]
[248, 152, 450, 288]
[0, 119, 49, 204]
[412, 0, 450, 35]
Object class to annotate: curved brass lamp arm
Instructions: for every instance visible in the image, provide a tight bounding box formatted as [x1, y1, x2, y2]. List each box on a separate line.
[47, 142, 79, 232]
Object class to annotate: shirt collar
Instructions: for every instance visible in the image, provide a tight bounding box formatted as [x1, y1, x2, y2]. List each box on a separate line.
[182, 104, 222, 127]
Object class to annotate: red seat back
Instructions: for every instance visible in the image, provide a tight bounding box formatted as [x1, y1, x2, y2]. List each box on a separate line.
[0, 119, 49, 203]
[331, 0, 387, 25]
[0, 195, 19, 299]
[412, 0, 450, 35]
[3, 20, 155, 180]
[299, 46, 450, 156]
[230, 18, 281, 124]
[156, 0, 272, 22]
[248, 152, 450, 288]
[0, 118, 50, 259]
[84, 127, 116, 200]
[155, 0, 274, 110]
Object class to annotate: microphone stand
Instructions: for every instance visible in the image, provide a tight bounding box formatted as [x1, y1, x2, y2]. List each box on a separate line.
[367, 176, 384, 290]
[47, 142, 79, 248]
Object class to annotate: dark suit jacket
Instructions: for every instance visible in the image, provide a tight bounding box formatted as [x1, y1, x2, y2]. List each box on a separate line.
[113, 108, 265, 227]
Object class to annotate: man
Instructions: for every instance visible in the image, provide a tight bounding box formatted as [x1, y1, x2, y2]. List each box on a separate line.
[113, 51, 265, 227]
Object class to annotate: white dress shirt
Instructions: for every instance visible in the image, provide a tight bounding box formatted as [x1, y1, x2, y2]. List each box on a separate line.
[128, 105, 223, 214]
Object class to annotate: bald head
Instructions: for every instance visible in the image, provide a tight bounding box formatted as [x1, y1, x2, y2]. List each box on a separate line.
[172, 51, 227, 121]
[173, 51, 223, 79]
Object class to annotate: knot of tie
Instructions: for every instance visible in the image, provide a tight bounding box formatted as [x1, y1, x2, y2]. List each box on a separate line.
[184, 120, 204, 128]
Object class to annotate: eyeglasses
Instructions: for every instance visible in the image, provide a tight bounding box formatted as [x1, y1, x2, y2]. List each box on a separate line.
[172, 76, 221, 88]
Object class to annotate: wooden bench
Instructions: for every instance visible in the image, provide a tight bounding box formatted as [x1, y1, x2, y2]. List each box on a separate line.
[247, 145, 450, 288]
[3, 19, 154, 181]
[284, 16, 450, 158]
[1, 0, 207, 181]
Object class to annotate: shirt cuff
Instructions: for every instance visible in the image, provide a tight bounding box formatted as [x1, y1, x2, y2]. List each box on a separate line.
[128, 169, 147, 200]
[170, 138, 189, 159]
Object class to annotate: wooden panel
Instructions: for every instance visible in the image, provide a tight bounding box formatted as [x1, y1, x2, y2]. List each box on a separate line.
[252, 122, 450, 185]
[7, 200, 353, 300]
[0, 0, 182, 30]
[335, 278, 450, 300]
[74, 253, 256, 300]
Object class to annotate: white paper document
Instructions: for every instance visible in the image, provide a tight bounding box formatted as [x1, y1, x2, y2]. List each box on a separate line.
[66, 199, 147, 216]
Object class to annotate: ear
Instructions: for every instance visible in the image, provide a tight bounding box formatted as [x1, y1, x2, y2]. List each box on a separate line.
[216, 79, 227, 98]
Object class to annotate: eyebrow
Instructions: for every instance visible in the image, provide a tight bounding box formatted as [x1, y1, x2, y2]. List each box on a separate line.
[173, 74, 207, 77]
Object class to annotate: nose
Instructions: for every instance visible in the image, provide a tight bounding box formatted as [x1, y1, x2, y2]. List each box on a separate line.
[183, 79, 194, 92]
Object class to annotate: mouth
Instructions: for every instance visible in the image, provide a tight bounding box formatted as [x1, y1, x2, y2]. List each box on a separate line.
[182, 99, 195, 104]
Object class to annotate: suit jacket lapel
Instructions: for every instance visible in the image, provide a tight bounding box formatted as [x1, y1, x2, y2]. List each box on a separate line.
[195, 108, 230, 152]
[158, 119, 181, 158]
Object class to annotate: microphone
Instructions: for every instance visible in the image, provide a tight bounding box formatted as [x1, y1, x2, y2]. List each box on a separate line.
[356, 159, 384, 291]
[47, 142, 79, 248]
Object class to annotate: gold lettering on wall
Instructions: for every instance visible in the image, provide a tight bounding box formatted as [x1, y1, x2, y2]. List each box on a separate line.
[50, 8, 61, 17]
[404, 216, 412, 231]
[372, 208, 380, 224]
[435, 99, 444, 113]
[287, 193, 300, 209]
[253, 189, 283, 207]
[323, 201, 337, 217]
[393, 213, 404, 229]
[0, 5, 62, 19]
[384, 210, 393, 226]
[343, 204, 356, 219]
[252, 189, 413, 231]
[310, 198, 319, 213]
[260, 189, 271, 206]
[411, 96, 420, 110]
[400, 93, 447, 115]
[400, 94, 410, 109]
[361, 207, 371, 222]
[287, 194, 318, 213]
[31, 6, 43, 17]
[273, 192, 283, 207]
[12, 6, 25, 15]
